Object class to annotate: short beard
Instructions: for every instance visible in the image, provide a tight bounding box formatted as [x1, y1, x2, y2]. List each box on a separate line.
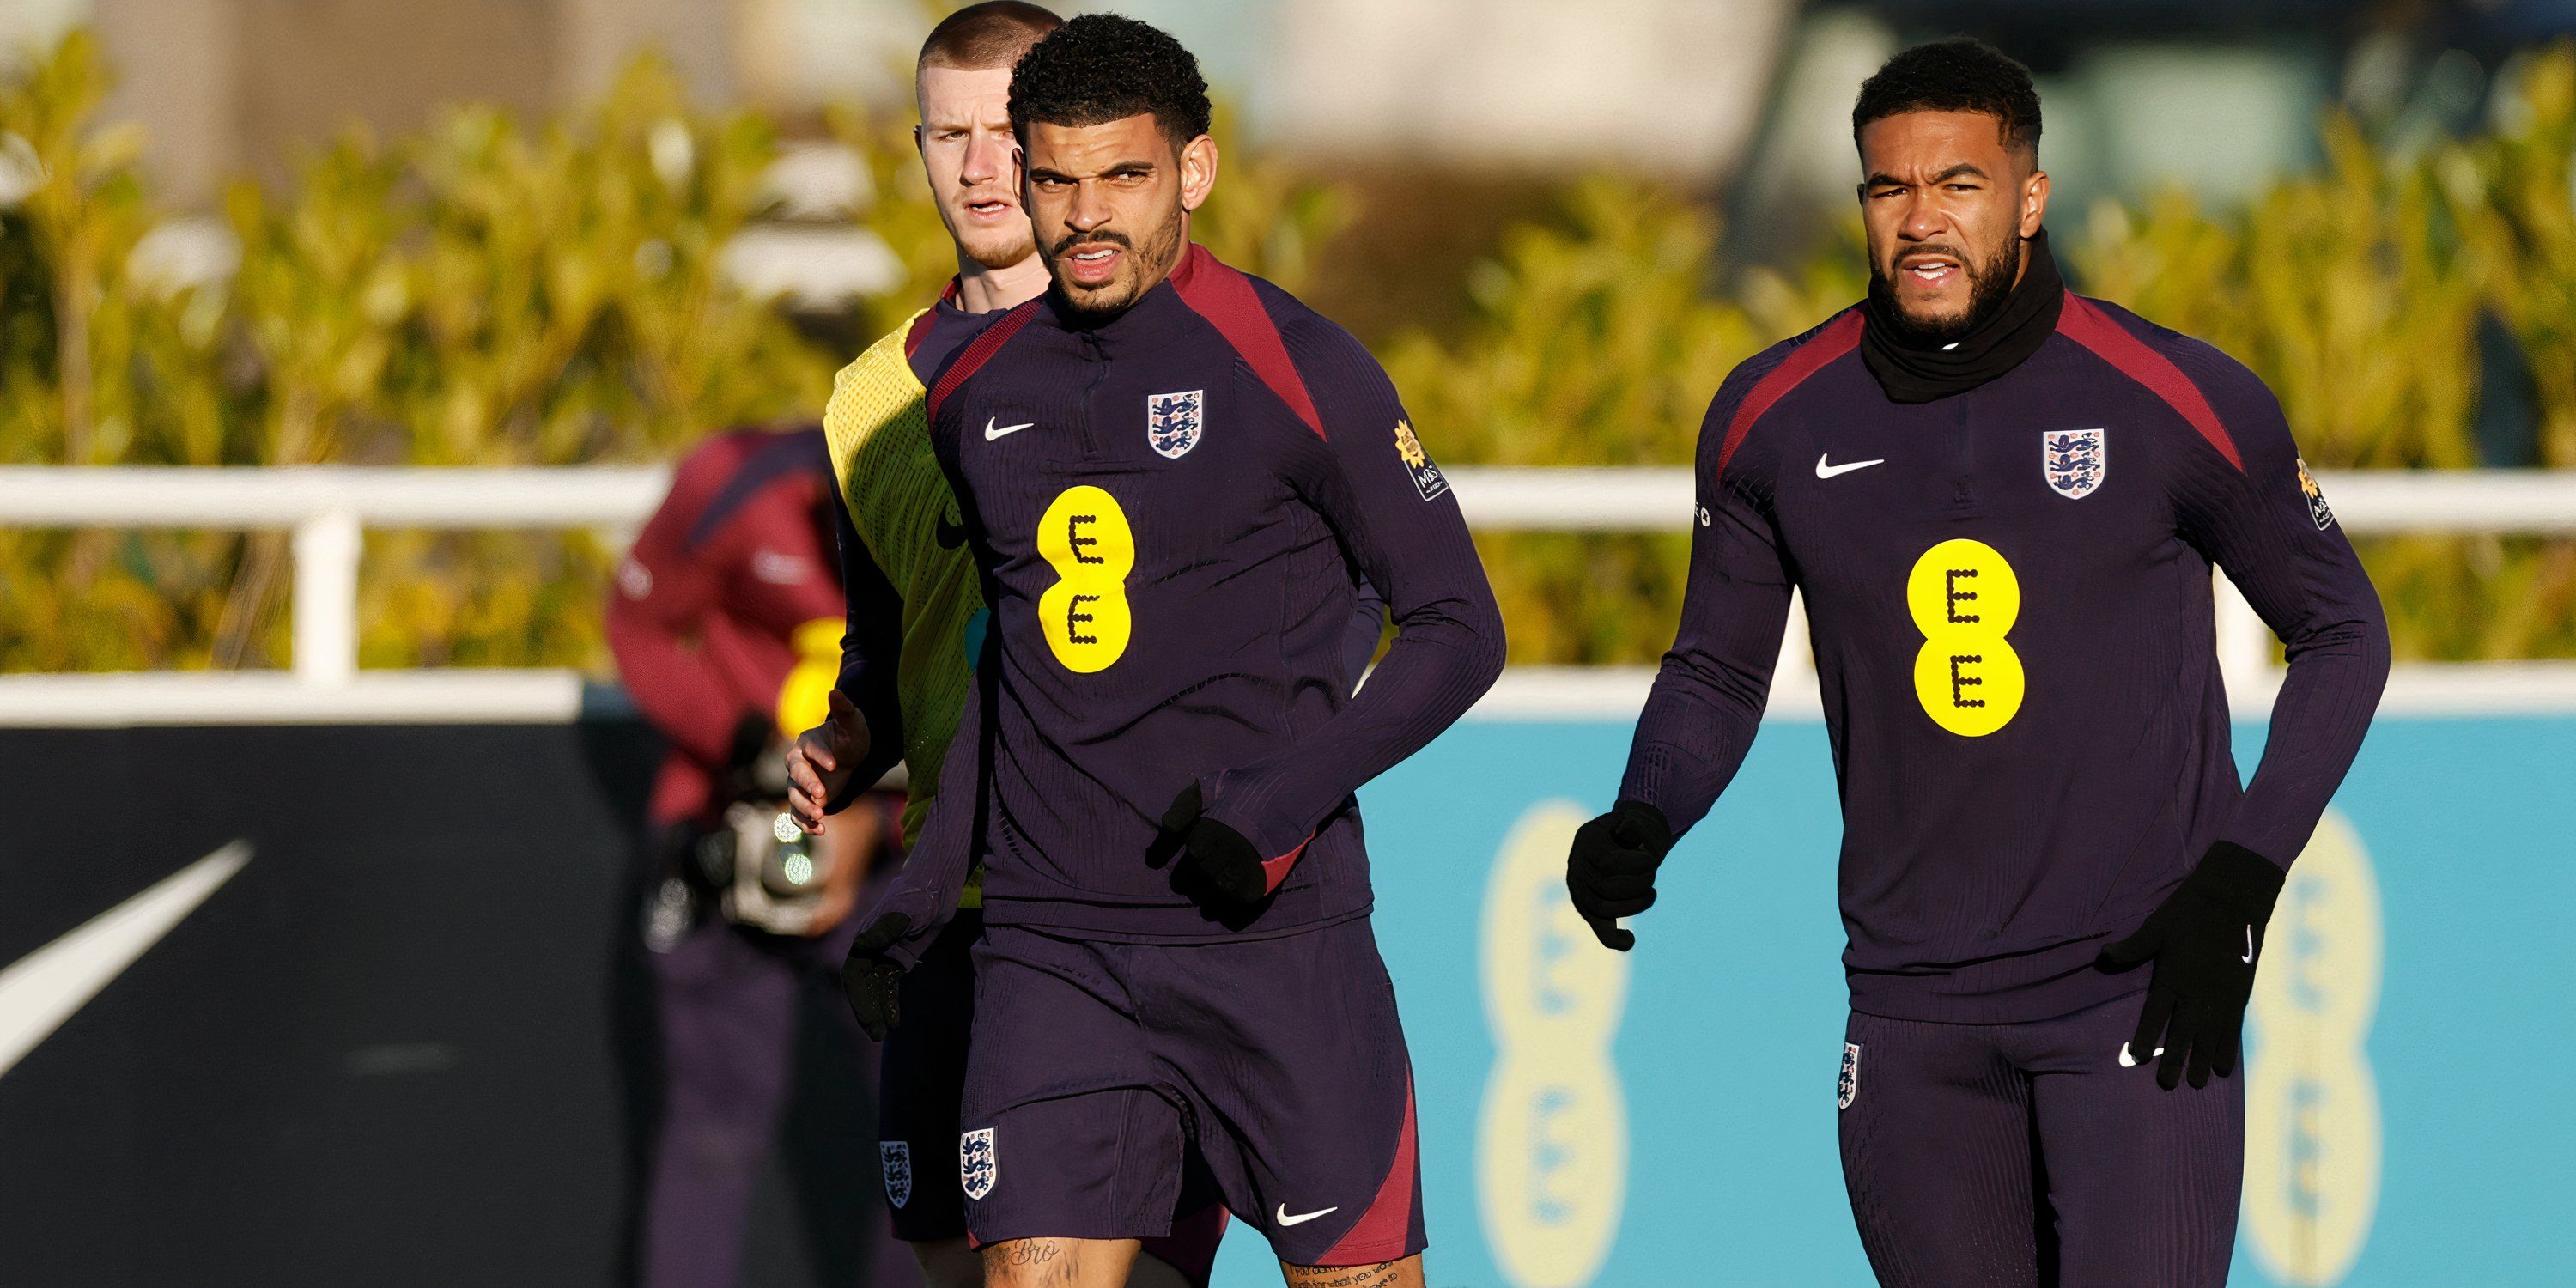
[960, 225, 1036, 272]
[1044, 204, 1185, 319]
[1868, 234, 2025, 346]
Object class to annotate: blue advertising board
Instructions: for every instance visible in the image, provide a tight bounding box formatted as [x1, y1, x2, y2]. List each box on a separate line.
[1209, 715, 2576, 1287]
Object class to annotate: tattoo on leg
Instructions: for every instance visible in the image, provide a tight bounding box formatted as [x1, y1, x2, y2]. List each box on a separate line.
[1281, 1257, 1419, 1288]
[985, 1238, 1082, 1285]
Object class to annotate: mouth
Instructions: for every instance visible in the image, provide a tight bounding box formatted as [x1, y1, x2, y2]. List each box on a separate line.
[1060, 241, 1124, 288]
[1896, 253, 1962, 290]
[960, 193, 1017, 222]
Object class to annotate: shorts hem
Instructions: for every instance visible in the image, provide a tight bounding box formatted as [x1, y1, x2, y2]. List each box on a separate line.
[1291, 1236, 1425, 1267]
[890, 1215, 969, 1244]
[966, 1213, 1176, 1249]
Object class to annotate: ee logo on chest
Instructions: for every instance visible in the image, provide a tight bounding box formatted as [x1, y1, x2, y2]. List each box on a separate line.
[1905, 538, 2024, 736]
[1036, 485, 1134, 672]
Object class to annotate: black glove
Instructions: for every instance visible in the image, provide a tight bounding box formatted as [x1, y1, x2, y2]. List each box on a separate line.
[1158, 784, 1271, 906]
[839, 911, 911, 1042]
[1566, 800, 1674, 951]
[2096, 841, 2286, 1090]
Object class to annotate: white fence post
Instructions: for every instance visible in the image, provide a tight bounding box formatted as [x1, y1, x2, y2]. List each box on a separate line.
[2215, 570, 2271, 698]
[291, 509, 361, 687]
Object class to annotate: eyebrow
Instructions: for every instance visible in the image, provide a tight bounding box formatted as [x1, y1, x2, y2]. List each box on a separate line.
[1028, 159, 1158, 181]
[1866, 163, 1990, 188]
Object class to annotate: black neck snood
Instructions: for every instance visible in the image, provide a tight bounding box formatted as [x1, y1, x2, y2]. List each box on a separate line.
[1860, 228, 2064, 404]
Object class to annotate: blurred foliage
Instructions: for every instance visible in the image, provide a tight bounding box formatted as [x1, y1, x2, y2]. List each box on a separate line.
[1, 30, 2573, 672]
[1388, 41, 2576, 664]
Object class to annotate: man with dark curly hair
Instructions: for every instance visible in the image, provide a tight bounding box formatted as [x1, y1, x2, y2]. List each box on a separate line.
[781, 6, 1236, 1285]
[1564, 36, 2387, 1286]
[835, 13, 1504, 1288]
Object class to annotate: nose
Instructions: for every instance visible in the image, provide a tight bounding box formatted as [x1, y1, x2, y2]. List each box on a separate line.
[1067, 179, 1111, 233]
[960, 131, 1002, 188]
[1899, 191, 1945, 242]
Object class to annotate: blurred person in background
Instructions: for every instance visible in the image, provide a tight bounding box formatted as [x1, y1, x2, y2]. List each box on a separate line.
[607, 421, 911, 1288]
[1564, 37, 2389, 1288]
[826, 15, 1504, 1287]
[782, 4, 1226, 1286]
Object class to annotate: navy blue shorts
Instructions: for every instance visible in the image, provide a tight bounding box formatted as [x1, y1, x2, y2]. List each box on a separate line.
[1838, 990, 2244, 1287]
[959, 917, 1425, 1267]
[877, 910, 1230, 1283]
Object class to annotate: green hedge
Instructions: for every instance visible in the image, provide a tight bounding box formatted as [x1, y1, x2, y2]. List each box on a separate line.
[2, 31, 2569, 671]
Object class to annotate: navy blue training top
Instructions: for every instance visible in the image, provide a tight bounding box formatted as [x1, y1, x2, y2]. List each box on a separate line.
[862, 245, 1505, 956]
[1623, 295, 2390, 1023]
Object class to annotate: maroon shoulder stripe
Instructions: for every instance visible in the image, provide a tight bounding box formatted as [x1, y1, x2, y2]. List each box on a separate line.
[1716, 309, 1863, 481]
[1169, 245, 1327, 440]
[2055, 292, 2243, 471]
[905, 278, 964, 359]
[926, 299, 1040, 425]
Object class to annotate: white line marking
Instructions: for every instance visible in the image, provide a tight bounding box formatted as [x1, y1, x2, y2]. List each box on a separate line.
[0, 841, 252, 1078]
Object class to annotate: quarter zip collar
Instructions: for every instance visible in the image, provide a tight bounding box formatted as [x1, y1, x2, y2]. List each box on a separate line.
[1043, 243, 1214, 356]
[1859, 228, 2065, 404]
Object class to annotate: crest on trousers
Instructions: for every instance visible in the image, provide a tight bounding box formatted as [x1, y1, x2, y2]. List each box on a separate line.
[2044, 428, 2107, 499]
[880, 1141, 914, 1208]
[1838, 1042, 1862, 1110]
[960, 1127, 998, 1200]
[1147, 390, 1205, 459]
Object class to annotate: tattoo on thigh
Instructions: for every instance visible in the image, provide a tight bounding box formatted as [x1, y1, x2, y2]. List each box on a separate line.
[985, 1238, 1079, 1285]
[1282, 1259, 1415, 1288]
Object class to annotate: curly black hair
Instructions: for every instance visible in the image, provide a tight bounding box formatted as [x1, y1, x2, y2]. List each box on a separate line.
[1852, 38, 2041, 161]
[1008, 13, 1212, 149]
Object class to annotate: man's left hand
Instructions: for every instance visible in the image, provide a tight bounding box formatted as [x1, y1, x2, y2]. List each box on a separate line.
[2097, 841, 2287, 1090]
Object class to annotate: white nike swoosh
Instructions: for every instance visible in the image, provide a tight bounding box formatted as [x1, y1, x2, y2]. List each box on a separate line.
[1276, 1203, 1339, 1227]
[0, 841, 251, 1079]
[2241, 927, 2256, 964]
[1815, 453, 1886, 479]
[984, 418, 1035, 441]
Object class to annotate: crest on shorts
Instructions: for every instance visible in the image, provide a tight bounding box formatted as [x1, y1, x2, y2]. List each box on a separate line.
[1146, 390, 1204, 459]
[1394, 419, 1449, 501]
[960, 1127, 998, 1201]
[2297, 456, 2336, 530]
[2043, 428, 2106, 500]
[880, 1141, 914, 1209]
[1838, 1042, 1862, 1110]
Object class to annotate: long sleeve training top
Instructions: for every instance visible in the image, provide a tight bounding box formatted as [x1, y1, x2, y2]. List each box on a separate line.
[1621, 295, 2390, 1023]
[860, 245, 1504, 959]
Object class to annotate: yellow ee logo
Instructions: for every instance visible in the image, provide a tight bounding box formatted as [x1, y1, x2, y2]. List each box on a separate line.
[775, 617, 844, 739]
[2245, 809, 2382, 1286]
[1478, 801, 1626, 1288]
[1036, 485, 1133, 673]
[1905, 538, 2025, 736]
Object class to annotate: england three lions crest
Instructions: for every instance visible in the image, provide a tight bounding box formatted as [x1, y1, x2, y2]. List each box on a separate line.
[960, 1127, 998, 1201]
[1146, 390, 1204, 459]
[2044, 428, 2106, 500]
[1838, 1042, 1862, 1110]
[879, 1141, 913, 1209]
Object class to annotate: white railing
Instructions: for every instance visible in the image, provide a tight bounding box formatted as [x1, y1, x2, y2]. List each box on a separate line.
[2, 465, 2573, 722]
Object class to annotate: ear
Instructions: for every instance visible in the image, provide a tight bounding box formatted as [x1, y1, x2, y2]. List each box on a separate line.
[2019, 167, 2050, 239]
[1178, 134, 1218, 213]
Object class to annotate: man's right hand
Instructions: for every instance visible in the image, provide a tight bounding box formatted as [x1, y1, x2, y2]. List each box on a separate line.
[840, 911, 911, 1041]
[1566, 800, 1674, 951]
[787, 689, 869, 834]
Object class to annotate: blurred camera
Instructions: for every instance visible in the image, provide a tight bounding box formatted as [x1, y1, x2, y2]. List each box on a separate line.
[692, 802, 838, 936]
